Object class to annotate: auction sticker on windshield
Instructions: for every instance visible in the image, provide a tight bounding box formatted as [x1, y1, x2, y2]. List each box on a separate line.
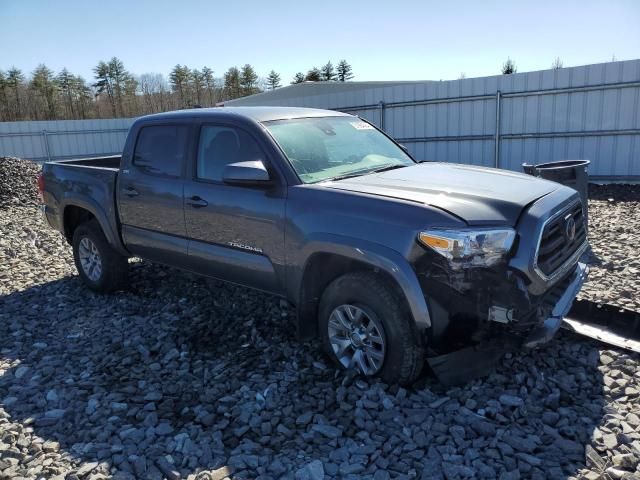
[350, 121, 375, 130]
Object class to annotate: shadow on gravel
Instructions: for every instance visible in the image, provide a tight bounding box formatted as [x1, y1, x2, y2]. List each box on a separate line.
[0, 260, 607, 479]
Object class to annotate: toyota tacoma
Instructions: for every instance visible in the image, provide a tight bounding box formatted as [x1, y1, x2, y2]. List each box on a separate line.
[39, 107, 588, 384]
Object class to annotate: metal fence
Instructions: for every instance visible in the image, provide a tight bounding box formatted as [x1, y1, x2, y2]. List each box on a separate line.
[1, 60, 639, 179]
[225, 59, 640, 180]
[0, 118, 134, 162]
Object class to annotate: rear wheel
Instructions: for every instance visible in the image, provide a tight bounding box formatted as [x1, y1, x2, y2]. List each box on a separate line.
[72, 219, 128, 293]
[318, 272, 424, 385]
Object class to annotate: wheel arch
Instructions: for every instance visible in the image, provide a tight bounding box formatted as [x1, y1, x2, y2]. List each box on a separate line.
[60, 198, 128, 256]
[294, 235, 431, 340]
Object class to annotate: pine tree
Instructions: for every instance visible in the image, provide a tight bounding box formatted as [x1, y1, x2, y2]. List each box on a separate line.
[501, 58, 517, 75]
[0, 70, 7, 121]
[224, 67, 241, 99]
[336, 60, 354, 81]
[239, 64, 259, 96]
[108, 57, 134, 116]
[266, 70, 281, 90]
[169, 64, 192, 107]
[305, 67, 322, 82]
[6, 67, 25, 120]
[57, 68, 76, 118]
[31, 64, 58, 119]
[291, 72, 305, 84]
[73, 76, 93, 119]
[321, 61, 336, 81]
[191, 68, 204, 106]
[93, 61, 116, 117]
[201, 66, 216, 105]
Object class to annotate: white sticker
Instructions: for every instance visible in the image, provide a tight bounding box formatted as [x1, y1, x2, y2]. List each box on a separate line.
[350, 121, 374, 130]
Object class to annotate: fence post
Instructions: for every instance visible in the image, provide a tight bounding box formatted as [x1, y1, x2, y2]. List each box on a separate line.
[378, 101, 385, 130]
[42, 130, 52, 162]
[494, 91, 501, 168]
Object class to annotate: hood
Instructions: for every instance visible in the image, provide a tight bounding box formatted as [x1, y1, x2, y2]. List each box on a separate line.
[324, 162, 560, 226]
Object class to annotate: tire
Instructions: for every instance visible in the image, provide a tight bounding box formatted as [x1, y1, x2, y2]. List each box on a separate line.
[318, 271, 424, 385]
[72, 219, 128, 293]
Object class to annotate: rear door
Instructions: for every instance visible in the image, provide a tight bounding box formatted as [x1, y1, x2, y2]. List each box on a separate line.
[183, 122, 287, 293]
[118, 122, 191, 264]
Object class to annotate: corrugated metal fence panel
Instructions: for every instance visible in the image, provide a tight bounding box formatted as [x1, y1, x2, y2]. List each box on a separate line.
[0, 118, 135, 162]
[2, 60, 639, 177]
[223, 59, 640, 179]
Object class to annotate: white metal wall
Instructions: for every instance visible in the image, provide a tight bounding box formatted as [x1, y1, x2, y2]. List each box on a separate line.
[0, 118, 135, 162]
[225, 60, 640, 179]
[1, 60, 639, 178]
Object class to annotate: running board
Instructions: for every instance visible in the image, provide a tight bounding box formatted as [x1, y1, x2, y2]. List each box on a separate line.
[563, 299, 640, 353]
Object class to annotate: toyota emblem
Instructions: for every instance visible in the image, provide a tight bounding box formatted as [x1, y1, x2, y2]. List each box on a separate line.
[564, 216, 576, 241]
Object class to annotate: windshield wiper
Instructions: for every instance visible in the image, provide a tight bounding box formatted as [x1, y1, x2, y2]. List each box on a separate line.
[372, 164, 408, 173]
[324, 164, 409, 183]
[324, 169, 374, 182]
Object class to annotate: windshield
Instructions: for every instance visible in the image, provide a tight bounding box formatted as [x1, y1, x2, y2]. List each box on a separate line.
[264, 116, 415, 183]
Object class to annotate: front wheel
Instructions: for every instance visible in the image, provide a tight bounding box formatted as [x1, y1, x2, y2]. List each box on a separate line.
[72, 219, 128, 293]
[318, 272, 424, 385]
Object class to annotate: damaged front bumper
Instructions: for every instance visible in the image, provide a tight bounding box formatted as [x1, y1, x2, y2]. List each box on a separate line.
[414, 249, 590, 352]
[522, 261, 589, 349]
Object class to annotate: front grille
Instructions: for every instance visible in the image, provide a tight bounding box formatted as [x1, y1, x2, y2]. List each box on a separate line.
[536, 202, 586, 276]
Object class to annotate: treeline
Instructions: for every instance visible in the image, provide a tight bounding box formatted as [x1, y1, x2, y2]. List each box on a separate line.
[0, 57, 355, 122]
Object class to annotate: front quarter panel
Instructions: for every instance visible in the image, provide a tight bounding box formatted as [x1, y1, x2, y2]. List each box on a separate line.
[285, 185, 467, 329]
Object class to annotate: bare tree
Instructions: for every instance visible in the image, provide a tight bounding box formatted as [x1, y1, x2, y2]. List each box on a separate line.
[552, 57, 563, 70]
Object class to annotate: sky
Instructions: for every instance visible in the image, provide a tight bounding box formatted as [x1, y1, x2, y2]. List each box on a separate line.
[2, 0, 639, 84]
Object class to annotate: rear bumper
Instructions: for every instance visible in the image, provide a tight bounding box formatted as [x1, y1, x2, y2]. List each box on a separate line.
[522, 261, 588, 348]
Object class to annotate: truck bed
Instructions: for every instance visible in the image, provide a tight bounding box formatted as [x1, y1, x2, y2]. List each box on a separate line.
[41, 155, 122, 248]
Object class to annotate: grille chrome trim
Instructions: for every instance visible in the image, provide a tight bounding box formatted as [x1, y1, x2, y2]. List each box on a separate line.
[533, 200, 588, 283]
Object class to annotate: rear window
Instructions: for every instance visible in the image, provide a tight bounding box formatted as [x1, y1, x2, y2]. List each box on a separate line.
[133, 125, 188, 177]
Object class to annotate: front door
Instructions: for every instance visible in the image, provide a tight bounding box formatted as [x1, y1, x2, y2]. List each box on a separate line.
[118, 123, 190, 264]
[183, 123, 286, 293]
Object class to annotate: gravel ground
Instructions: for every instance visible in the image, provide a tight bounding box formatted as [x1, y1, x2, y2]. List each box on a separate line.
[1, 157, 639, 480]
[580, 184, 640, 313]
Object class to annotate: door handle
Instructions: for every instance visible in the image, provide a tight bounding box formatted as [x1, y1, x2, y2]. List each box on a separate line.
[186, 196, 208, 208]
[124, 186, 139, 197]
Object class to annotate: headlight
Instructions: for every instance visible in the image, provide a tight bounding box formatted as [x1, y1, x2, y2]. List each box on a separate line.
[418, 228, 516, 269]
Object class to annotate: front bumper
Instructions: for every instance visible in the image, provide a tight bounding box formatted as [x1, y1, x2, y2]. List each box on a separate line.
[522, 261, 589, 348]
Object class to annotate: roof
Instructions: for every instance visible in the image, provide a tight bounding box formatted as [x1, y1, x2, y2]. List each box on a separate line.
[139, 106, 350, 123]
[219, 80, 438, 106]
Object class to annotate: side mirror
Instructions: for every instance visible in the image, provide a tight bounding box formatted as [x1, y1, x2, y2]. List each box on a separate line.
[222, 160, 271, 186]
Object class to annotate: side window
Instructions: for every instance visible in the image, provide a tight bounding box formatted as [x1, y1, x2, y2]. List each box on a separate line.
[197, 125, 263, 181]
[133, 125, 188, 177]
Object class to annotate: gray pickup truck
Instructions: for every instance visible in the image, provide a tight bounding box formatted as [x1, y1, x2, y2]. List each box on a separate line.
[39, 107, 588, 384]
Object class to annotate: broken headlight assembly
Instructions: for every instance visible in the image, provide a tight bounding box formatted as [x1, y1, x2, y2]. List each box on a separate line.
[418, 228, 516, 269]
